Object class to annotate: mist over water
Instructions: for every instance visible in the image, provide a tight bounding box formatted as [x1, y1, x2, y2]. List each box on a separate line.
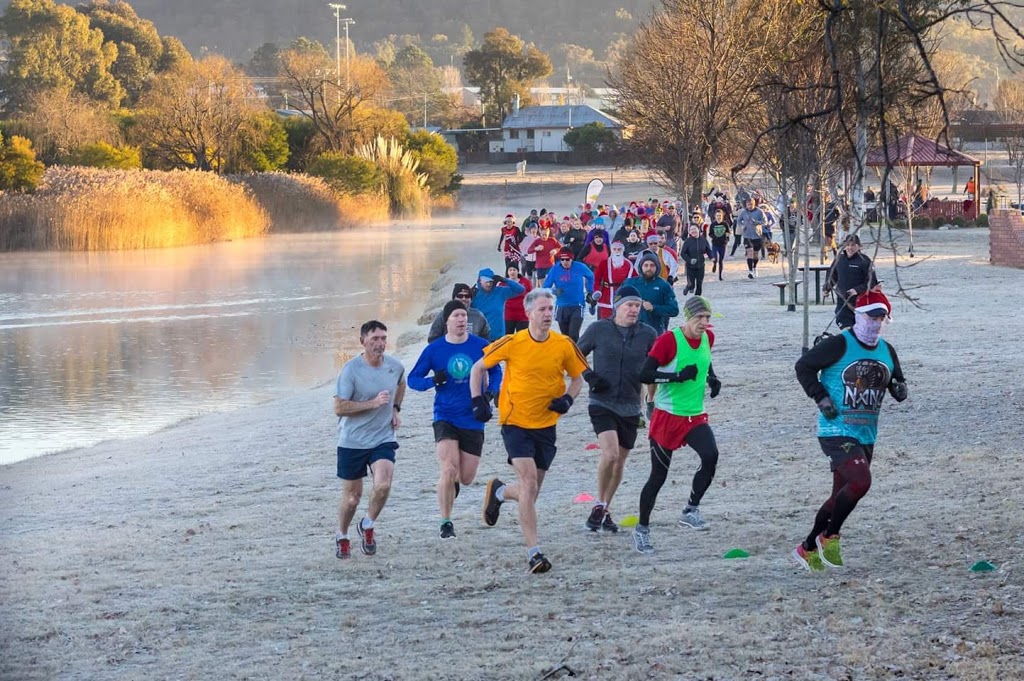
[0, 215, 499, 464]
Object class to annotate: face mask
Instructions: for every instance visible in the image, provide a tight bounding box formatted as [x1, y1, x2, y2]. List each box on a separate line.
[853, 313, 884, 345]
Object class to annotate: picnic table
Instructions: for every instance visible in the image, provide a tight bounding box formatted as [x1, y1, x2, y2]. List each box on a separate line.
[799, 264, 832, 304]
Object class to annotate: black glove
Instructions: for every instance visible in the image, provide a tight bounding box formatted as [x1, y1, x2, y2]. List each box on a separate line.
[583, 370, 611, 393]
[492, 274, 505, 284]
[673, 364, 698, 382]
[707, 375, 721, 398]
[472, 395, 493, 422]
[817, 396, 839, 419]
[889, 379, 908, 402]
[548, 394, 574, 414]
[432, 369, 448, 387]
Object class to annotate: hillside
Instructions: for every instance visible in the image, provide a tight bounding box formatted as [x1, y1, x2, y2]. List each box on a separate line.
[72, 0, 658, 71]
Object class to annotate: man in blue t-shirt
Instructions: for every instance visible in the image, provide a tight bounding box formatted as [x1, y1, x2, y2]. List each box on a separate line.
[408, 300, 502, 539]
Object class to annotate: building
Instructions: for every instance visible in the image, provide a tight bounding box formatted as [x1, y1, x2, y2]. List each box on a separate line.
[496, 103, 624, 156]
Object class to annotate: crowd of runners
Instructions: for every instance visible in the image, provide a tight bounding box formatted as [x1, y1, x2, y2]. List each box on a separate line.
[331, 192, 908, 575]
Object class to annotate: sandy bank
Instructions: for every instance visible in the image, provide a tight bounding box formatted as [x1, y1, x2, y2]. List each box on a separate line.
[2, 227, 1023, 680]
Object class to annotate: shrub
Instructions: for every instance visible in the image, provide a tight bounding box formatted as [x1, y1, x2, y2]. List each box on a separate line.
[951, 216, 966, 227]
[306, 153, 381, 195]
[0, 134, 45, 192]
[890, 219, 908, 231]
[230, 172, 387, 232]
[975, 213, 989, 227]
[355, 136, 429, 218]
[911, 215, 933, 229]
[0, 167, 269, 250]
[65, 142, 143, 169]
[404, 130, 459, 196]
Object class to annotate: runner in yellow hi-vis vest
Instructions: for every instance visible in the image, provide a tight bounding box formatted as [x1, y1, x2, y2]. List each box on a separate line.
[631, 295, 722, 555]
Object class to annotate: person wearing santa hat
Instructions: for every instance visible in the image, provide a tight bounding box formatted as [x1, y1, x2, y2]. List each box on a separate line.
[792, 289, 908, 571]
[592, 240, 638, 319]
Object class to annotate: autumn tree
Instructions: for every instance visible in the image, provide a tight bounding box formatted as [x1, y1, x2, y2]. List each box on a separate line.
[0, 0, 124, 109]
[0, 133, 46, 192]
[13, 88, 121, 164]
[134, 56, 261, 171]
[994, 79, 1024, 207]
[277, 39, 390, 153]
[463, 28, 552, 123]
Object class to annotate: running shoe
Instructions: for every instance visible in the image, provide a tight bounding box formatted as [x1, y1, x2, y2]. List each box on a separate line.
[357, 519, 376, 556]
[632, 527, 654, 554]
[792, 543, 825, 572]
[679, 506, 709, 530]
[601, 512, 619, 534]
[336, 537, 351, 559]
[454, 481, 460, 499]
[440, 521, 456, 540]
[816, 533, 844, 568]
[585, 505, 605, 532]
[482, 478, 504, 526]
[528, 552, 552, 573]
[747, 272, 754, 280]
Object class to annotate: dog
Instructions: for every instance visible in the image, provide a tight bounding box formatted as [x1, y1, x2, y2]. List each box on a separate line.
[765, 240, 782, 264]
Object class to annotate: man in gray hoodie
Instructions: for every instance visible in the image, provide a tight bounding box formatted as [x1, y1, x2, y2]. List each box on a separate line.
[576, 285, 658, 533]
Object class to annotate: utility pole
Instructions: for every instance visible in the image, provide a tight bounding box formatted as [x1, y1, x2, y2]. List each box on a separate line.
[328, 4, 346, 92]
[342, 17, 355, 90]
[423, 92, 428, 129]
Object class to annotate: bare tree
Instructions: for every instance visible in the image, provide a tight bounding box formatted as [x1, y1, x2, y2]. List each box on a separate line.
[994, 78, 1024, 207]
[12, 88, 119, 164]
[135, 56, 260, 171]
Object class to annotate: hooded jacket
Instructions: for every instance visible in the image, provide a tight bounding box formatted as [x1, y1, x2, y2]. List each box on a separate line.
[543, 260, 594, 308]
[621, 252, 679, 334]
[471, 268, 524, 338]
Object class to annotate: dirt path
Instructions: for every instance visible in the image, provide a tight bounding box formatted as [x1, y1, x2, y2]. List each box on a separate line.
[2, 221, 1022, 679]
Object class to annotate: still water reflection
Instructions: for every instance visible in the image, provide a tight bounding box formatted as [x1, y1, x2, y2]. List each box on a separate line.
[0, 219, 495, 464]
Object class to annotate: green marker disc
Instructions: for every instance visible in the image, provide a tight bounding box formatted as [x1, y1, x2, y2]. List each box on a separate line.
[723, 548, 750, 559]
[969, 560, 996, 572]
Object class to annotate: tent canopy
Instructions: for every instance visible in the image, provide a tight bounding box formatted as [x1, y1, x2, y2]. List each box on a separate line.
[865, 133, 980, 168]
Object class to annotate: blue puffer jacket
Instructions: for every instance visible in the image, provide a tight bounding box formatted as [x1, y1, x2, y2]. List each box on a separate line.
[621, 253, 679, 333]
[543, 260, 594, 308]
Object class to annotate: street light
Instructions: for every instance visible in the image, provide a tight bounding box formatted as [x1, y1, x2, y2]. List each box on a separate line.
[341, 18, 355, 90]
[328, 4, 346, 91]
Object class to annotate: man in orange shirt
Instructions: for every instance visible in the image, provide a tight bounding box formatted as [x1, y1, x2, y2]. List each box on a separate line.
[470, 288, 588, 574]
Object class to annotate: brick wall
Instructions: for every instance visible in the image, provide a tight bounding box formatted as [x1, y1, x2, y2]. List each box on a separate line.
[989, 209, 1024, 269]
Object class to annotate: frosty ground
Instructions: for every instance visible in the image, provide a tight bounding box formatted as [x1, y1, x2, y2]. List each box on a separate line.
[2, 223, 1022, 680]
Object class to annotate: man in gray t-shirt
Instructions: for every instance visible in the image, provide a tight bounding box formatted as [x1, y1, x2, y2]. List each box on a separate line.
[333, 320, 406, 560]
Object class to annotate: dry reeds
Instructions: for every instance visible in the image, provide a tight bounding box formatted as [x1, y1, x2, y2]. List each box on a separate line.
[230, 172, 388, 233]
[0, 167, 270, 251]
[355, 136, 430, 218]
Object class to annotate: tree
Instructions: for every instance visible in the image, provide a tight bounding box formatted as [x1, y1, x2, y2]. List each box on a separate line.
[404, 130, 460, 195]
[463, 28, 553, 123]
[0, 0, 124, 110]
[563, 122, 617, 162]
[994, 79, 1024, 207]
[277, 39, 391, 153]
[13, 88, 120, 164]
[0, 133, 46, 192]
[610, 0, 786, 204]
[65, 142, 142, 169]
[247, 42, 281, 77]
[158, 35, 192, 72]
[134, 56, 260, 171]
[229, 112, 290, 173]
[78, 0, 166, 105]
[385, 45, 451, 127]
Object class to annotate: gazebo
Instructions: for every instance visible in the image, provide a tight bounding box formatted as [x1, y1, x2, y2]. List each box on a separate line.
[864, 132, 982, 221]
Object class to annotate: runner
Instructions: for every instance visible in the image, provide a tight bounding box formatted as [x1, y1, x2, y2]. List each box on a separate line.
[621, 252, 679, 335]
[519, 224, 539, 284]
[576, 285, 658, 532]
[592, 240, 638, 319]
[643, 231, 679, 283]
[792, 290, 907, 571]
[408, 301, 502, 539]
[333, 320, 406, 559]
[543, 247, 594, 343]
[471, 268, 525, 339]
[736, 197, 767, 279]
[428, 284, 490, 342]
[708, 209, 730, 280]
[471, 288, 589, 573]
[530, 222, 562, 283]
[631, 296, 723, 554]
[679, 224, 713, 296]
[497, 215, 523, 270]
[502, 264, 533, 333]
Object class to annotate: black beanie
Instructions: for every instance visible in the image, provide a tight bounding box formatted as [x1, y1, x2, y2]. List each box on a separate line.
[451, 283, 471, 300]
[441, 300, 467, 326]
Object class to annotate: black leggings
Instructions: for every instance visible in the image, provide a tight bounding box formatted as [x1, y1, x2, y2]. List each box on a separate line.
[638, 424, 719, 526]
[685, 267, 705, 295]
[555, 305, 583, 342]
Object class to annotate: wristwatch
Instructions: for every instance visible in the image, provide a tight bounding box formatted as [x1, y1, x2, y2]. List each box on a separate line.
[393, 404, 402, 412]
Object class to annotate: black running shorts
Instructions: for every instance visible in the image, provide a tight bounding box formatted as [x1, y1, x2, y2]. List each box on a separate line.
[500, 424, 557, 471]
[588, 405, 640, 450]
[818, 436, 874, 472]
[432, 420, 485, 457]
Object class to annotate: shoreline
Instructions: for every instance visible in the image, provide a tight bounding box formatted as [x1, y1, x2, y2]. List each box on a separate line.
[3, 225, 1023, 677]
